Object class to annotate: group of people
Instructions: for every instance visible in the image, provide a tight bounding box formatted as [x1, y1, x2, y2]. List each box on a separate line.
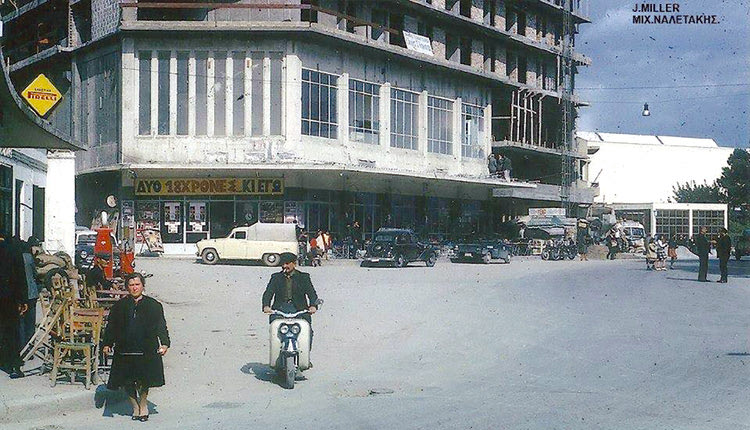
[0, 235, 41, 379]
[691, 227, 732, 283]
[487, 153, 513, 181]
[645, 235, 679, 271]
[297, 229, 331, 266]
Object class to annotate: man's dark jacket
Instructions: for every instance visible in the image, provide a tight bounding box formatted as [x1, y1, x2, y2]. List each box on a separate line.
[262, 270, 318, 312]
[693, 234, 710, 256]
[716, 234, 732, 259]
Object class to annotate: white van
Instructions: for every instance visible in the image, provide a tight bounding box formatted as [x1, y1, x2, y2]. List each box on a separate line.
[196, 222, 298, 266]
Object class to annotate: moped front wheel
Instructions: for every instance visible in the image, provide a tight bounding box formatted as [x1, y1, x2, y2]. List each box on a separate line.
[284, 355, 296, 389]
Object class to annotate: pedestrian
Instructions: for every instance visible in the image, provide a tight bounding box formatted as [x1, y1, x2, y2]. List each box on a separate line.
[262, 253, 319, 351]
[0, 235, 28, 379]
[645, 237, 657, 270]
[667, 234, 678, 269]
[576, 221, 589, 261]
[716, 227, 731, 283]
[487, 154, 497, 177]
[502, 155, 513, 181]
[690, 227, 711, 282]
[18, 238, 40, 349]
[606, 230, 618, 260]
[102, 273, 170, 422]
[655, 235, 667, 271]
[496, 154, 506, 180]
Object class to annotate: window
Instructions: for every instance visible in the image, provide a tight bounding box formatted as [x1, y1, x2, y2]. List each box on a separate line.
[462, 103, 484, 158]
[349, 79, 380, 144]
[176, 52, 189, 135]
[232, 52, 245, 136]
[390, 88, 419, 150]
[213, 51, 226, 136]
[301, 69, 338, 139]
[233, 231, 247, 239]
[428, 96, 453, 155]
[195, 51, 208, 136]
[655, 209, 689, 238]
[138, 51, 151, 135]
[692, 210, 725, 239]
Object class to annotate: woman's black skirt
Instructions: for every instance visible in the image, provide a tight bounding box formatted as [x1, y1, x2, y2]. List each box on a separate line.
[107, 353, 165, 389]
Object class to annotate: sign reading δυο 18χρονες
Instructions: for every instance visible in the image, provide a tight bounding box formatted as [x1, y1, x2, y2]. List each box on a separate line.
[134, 178, 285, 196]
[21, 74, 62, 117]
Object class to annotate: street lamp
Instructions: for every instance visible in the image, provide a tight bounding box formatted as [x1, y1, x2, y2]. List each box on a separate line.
[642, 103, 650, 116]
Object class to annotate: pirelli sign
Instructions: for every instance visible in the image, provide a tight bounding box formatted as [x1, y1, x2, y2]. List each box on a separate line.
[135, 178, 284, 196]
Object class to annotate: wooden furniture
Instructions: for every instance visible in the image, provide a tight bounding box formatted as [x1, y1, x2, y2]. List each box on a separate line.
[50, 307, 105, 389]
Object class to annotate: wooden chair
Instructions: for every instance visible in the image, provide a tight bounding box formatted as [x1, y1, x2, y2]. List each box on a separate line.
[50, 307, 105, 389]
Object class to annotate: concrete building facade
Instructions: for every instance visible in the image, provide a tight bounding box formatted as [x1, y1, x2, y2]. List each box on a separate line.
[0, 148, 46, 241]
[2, 0, 593, 253]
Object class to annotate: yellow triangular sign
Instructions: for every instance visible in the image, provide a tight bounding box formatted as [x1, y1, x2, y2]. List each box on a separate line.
[21, 74, 62, 117]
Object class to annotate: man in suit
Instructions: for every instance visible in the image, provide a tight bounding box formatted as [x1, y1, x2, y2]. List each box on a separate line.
[716, 228, 732, 283]
[692, 227, 711, 282]
[262, 253, 319, 346]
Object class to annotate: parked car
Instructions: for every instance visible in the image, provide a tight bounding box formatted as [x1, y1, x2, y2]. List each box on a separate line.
[360, 228, 437, 268]
[196, 222, 298, 266]
[450, 238, 511, 264]
[75, 229, 120, 270]
[735, 228, 750, 260]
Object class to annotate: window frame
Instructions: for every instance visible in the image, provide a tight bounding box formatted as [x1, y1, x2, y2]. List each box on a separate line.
[390, 87, 420, 150]
[427, 95, 453, 155]
[461, 102, 485, 159]
[348, 78, 381, 144]
[301, 68, 339, 139]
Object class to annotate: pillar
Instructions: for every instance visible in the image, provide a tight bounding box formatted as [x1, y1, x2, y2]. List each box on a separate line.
[44, 150, 76, 256]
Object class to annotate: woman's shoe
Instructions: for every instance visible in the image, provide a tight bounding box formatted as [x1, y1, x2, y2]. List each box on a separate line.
[139, 415, 149, 422]
[131, 415, 141, 421]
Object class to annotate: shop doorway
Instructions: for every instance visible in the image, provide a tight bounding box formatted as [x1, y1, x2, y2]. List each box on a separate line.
[186, 201, 208, 243]
[210, 201, 234, 238]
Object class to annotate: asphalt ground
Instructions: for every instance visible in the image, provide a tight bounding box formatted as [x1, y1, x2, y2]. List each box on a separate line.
[2, 254, 749, 430]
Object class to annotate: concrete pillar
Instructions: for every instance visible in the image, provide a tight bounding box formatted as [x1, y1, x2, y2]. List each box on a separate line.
[338, 73, 349, 145]
[495, 0, 506, 30]
[432, 27, 447, 60]
[452, 97, 462, 159]
[380, 83, 391, 151]
[494, 46, 507, 77]
[484, 103, 492, 156]
[263, 55, 271, 136]
[121, 38, 137, 151]
[44, 151, 76, 256]
[527, 56, 537, 87]
[471, 0, 483, 21]
[225, 54, 233, 136]
[188, 51, 197, 136]
[284, 52, 302, 148]
[419, 91, 428, 156]
[169, 51, 177, 135]
[526, 12, 537, 41]
[471, 39, 484, 69]
[206, 53, 215, 136]
[149, 51, 157, 135]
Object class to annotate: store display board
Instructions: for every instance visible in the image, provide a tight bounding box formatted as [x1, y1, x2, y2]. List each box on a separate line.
[135, 178, 283, 196]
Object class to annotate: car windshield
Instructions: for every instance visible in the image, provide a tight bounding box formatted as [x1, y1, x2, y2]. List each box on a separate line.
[626, 227, 645, 237]
[77, 234, 97, 244]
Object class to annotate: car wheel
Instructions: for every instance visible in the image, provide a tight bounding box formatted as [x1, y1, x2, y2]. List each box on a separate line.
[395, 255, 406, 268]
[425, 254, 437, 267]
[262, 253, 281, 267]
[201, 249, 219, 265]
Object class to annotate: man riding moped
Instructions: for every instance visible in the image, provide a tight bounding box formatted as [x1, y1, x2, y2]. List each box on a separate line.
[262, 252, 320, 388]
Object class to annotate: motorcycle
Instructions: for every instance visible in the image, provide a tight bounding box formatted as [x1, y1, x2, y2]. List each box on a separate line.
[268, 300, 323, 389]
[541, 239, 577, 261]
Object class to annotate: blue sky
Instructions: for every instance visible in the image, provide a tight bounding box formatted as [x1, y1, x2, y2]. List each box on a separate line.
[576, 0, 749, 148]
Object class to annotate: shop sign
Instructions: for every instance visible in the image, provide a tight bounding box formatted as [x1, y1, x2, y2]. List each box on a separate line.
[135, 178, 284, 196]
[21, 74, 63, 117]
[528, 207, 566, 217]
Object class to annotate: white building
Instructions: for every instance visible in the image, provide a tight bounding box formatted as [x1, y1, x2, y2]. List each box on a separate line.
[580, 132, 734, 204]
[0, 148, 46, 240]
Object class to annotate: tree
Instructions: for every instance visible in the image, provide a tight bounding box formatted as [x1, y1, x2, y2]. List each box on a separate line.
[672, 180, 724, 204]
[717, 148, 750, 224]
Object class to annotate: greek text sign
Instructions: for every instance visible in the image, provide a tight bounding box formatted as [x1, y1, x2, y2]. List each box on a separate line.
[135, 178, 284, 196]
[22, 74, 62, 117]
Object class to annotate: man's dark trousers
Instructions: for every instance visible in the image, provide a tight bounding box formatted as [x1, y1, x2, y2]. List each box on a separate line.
[719, 257, 729, 282]
[698, 254, 709, 281]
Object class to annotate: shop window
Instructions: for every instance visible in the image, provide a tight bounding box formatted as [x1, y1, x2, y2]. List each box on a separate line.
[390, 88, 419, 150]
[138, 51, 151, 135]
[259, 201, 284, 223]
[301, 69, 338, 139]
[236, 201, 258, 225]
[135, 201, 160, 245]
[161, 201, 183, 244]
[462, 103, 484, 158]
[186, 201, 208, 243]
[348, 79, 380, 144]
[427, 96, 453, 155]
[209, 201, 234, 238]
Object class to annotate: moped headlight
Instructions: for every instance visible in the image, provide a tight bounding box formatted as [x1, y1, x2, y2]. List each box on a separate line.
[80, 250, 88, 258]
[279, 324, 289, 334]
[291, 324, 301, 335]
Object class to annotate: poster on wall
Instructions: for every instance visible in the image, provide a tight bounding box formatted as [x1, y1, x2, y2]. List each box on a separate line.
[135, 201, 160, 243]
[188, 202, 206, 232]
[259, 201, 283, 223]
[122, 201, 135, 228]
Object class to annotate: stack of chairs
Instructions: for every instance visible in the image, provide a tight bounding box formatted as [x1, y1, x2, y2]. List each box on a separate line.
[49, 307, 105, 389]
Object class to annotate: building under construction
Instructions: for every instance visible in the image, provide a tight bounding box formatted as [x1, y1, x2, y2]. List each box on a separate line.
[1, 0, 595, 252]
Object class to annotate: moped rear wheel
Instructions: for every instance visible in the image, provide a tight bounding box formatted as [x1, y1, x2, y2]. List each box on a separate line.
[284, 355, 296, 389]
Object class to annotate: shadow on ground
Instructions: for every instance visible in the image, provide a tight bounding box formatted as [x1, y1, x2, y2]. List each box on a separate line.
[94, 384, 158, 418]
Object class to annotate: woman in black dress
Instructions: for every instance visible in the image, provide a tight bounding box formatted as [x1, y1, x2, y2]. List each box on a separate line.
[102, 273, 170, 421]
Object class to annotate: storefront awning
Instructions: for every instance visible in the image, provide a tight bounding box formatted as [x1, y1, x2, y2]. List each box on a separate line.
[0, 47, 84, 151]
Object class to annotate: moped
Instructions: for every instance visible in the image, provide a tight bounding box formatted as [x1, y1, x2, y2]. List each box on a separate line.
[268, 300, 322, 389]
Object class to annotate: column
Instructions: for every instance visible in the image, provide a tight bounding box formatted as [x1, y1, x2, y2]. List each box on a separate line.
[149, 51, 158, 135]
[206, 52, 215, 136]
[380, 83, 391, 151]
[263, 55, 271, 136]
[452, 97, 462, 159]
[225, 54, 234, 136]
[484, 102, 492, 156]
[688, 208, 693, 237]
[169, 51, 177, 135]
[338, 73, 349, 145]
[284, 52, 302, 147]
[121, 38, 137, 150]
[188, 51, 197, 136]
[44, 151, 76, 256]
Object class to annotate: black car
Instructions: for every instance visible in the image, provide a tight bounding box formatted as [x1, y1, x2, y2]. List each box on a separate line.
[450, 238, 511, 264]
[361, 228, 437, 268]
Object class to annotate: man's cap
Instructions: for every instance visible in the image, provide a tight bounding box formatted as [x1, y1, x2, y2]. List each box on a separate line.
[280, 252, 297, 264]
